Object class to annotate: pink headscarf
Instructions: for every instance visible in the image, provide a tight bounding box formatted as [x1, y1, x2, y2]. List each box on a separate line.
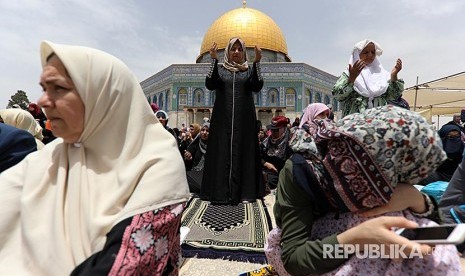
[299, 103, 329, 128]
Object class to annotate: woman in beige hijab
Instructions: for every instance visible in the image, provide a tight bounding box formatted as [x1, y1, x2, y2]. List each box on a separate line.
[0, 41, 189, 275]
[0, 108, 45, 150]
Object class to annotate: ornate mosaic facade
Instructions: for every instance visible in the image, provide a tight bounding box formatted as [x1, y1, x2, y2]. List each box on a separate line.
[141, 5, 339, 127]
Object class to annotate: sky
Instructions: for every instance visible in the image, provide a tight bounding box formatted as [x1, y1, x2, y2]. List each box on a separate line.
[1, 0, 465, 110]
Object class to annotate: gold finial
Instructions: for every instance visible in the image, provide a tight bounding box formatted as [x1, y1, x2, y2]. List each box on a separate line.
[242, 0, 246, 8]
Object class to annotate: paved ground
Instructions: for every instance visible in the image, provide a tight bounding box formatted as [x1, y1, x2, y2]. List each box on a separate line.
[179, 194, 276, 276]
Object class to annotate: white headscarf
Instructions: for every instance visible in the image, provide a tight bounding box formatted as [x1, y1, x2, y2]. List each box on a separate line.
[0, 108, 45, 150]
[223, 37, 249, 72]
[0, 41, 189, 275]
[346, 39, 390, 107]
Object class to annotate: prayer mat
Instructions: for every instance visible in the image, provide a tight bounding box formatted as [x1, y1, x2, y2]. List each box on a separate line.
[239, 265, 278, 276]
[181, 197, 272, 264]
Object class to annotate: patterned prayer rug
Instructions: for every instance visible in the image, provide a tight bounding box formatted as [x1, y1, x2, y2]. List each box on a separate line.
[181, 197, 272, 264]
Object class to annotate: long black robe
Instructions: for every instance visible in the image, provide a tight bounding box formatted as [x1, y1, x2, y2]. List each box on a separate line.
[201, 59, 264, 204]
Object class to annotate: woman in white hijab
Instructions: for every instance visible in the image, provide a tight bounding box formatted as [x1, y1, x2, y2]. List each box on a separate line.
[332, 39, 404, 117]
[0, 108, 45, 150]
[0, 41, 190, 275]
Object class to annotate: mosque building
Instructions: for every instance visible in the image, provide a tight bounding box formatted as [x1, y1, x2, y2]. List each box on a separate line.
[141, 2, 339, 128]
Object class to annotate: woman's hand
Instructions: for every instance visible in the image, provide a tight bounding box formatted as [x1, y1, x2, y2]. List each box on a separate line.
[254, 45, 262, 63]
[264, 162, 278, 173]
[337, 216, 432, 257]
[359, 184, 426, 217]
[391, 58, 402, 82]
[210, 42, 218, 60]
[184, 150, 192, 161]
[347, 60, 365, 83]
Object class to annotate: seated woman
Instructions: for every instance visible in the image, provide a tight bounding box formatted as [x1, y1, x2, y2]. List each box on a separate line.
[0, 108, 45, 150]
[184, 122, 209, 194]
[155, 110, 177, 140]
[265, 105, 462, 275]
[298, 103, 330, 136]
[420, 124, 464, 185]
[332, 39, 404, 117]
[0, 41, 190, 275]
[260, 116, 293, 190]
[179, 123, 201, 154]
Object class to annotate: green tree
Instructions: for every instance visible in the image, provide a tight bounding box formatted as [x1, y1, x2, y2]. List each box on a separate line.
[7, 90, 30, 109]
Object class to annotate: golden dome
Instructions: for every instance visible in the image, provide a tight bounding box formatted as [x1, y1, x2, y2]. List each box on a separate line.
[199, 6, 289, 60]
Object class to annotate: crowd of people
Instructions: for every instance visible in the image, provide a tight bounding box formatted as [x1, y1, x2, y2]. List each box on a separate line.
[1, 37, 465, 275]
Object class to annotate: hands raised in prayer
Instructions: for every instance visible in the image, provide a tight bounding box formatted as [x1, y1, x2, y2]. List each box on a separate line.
[348, 60, 366, 83]
[254, 45, 262, 63]
[209, 42, 218, 60]
[391, 58, 402, 82]
[348, 58, 403, 83]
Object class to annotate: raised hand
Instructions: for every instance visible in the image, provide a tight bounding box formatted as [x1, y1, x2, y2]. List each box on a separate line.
[348, 60, 365, 83]
[210, 42, 218, 60]
[254, 45, 262, 63]
[391, 58, 402, 82]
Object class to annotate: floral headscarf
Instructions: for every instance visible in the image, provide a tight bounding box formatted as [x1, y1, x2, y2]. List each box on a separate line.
[292, 105, 446, 212]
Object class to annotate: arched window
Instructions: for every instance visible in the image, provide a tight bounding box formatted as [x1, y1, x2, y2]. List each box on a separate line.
[194, 89, 203, 106]
[254, 92, 261, 106]
[332, 98, 339, 112]
[286, 88, 296, 107]
[268, 89, 278, 106]
[159, 93, 164, 110]
[152, 94, 157, 104]
[324, 95, 330, 105]
[178, 88, 187, 106]
[304, 89, 311, 107]
[315, 92, 322, 103]
[147, 96, 151, 103]
[211, 91, 216, 105]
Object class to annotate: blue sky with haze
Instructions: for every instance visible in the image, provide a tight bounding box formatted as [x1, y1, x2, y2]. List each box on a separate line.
[1, 0, 464, 109]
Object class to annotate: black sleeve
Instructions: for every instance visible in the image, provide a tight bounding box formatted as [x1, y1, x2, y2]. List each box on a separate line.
[70, 217, 132, 276]
[205, 59, 219, 91]
[248, 62, 264, 92]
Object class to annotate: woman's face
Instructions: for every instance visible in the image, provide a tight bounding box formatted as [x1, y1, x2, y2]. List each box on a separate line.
[38, 55, 85, 143]
[359, 42, 376, 65]
[200, 126, 209, 140]
[228, 41, 244, 64]
[156, 115, 167, 126]
[315, 111, 328, 120]
[447, 130, 461, 139]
